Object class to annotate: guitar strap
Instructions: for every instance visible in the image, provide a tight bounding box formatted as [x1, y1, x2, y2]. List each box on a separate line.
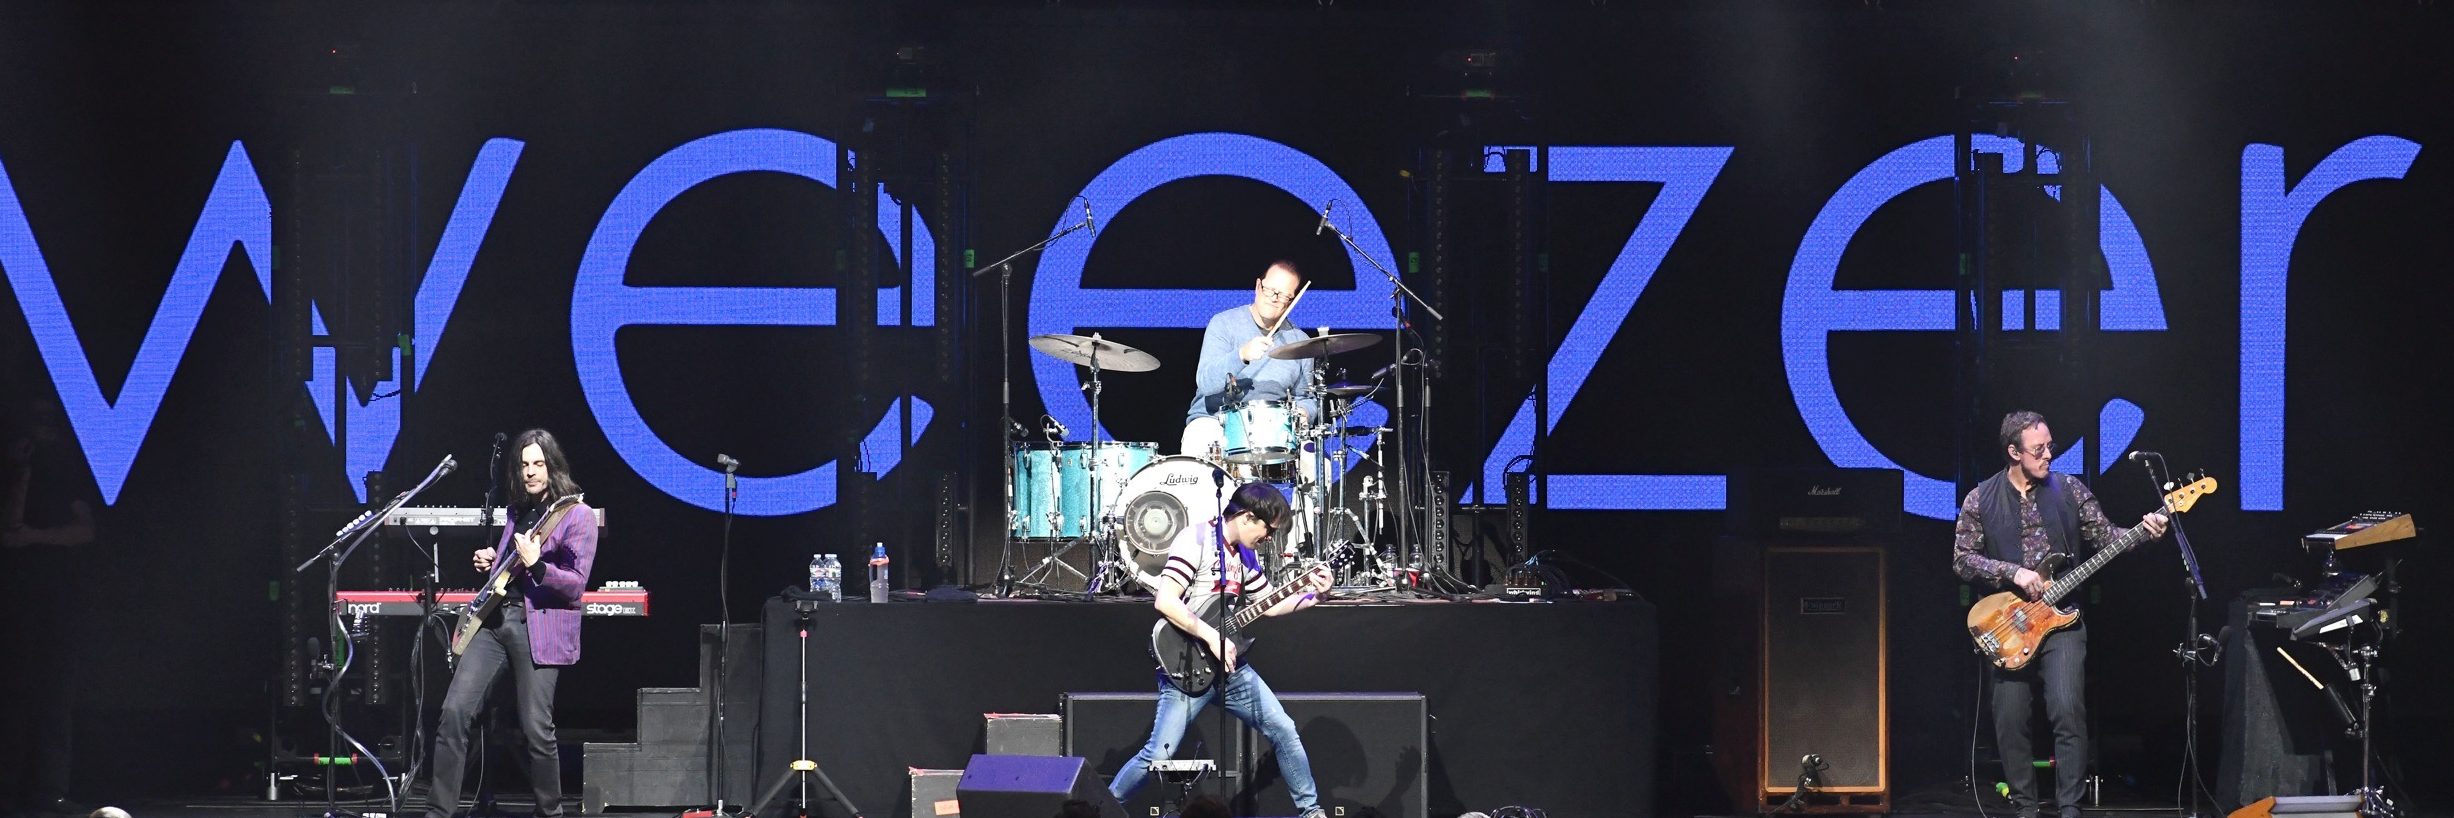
[508, 496, 583, 590]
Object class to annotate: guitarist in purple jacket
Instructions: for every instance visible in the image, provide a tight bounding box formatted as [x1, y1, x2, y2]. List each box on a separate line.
[1111, 481, 1334, 818]
[1952, 411, 2165, 818]
[425, 428, 598, 818]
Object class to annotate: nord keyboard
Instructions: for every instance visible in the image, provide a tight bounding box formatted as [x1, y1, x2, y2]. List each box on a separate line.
[388, 506, 609, 529]
[335, 585, 648, 618]
[2302, 510, 2416, 552]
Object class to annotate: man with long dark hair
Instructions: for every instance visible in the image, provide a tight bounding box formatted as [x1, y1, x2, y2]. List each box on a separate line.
[424, 428, 597, 818]
[1110, 481, 1334, 818]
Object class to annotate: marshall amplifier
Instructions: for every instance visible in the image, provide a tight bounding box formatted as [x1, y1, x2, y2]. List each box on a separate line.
[1725, 468, 1903, 539]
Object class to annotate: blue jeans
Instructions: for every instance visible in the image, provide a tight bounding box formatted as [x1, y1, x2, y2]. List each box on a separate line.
[1108, 665, 1318, 815]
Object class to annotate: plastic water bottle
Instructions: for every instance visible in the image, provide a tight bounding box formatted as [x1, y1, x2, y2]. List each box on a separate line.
[810, 554, 843, 601]
[868, 543, 890, 604]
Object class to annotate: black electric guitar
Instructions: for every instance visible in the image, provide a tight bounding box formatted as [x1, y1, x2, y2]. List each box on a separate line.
[451, 494, 583, 656]
[1150, 558, 1336, 696]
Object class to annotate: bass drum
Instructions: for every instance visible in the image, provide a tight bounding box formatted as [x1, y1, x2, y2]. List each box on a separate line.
[1113, 456, 1234, 577]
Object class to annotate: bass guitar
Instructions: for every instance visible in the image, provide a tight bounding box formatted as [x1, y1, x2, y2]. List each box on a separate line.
[451, 494, 583, 657]
[1965, 476, 2217, 669]
[1150, 559, 1336, 696]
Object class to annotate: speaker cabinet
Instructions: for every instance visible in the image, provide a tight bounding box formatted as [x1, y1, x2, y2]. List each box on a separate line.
[1714, 539, 1889, 813]
[955, 755, 1127, 818]
[1062, 692, 1245, 815]
[1241, 693, 1429, 818]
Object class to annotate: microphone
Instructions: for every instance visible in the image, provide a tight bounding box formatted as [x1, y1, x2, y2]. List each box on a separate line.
[1043, 417, 1070, 438]
[716, 453, 740, 472]
[1369, 362, 1399, 381]
[1082, 199, 1096, 232]
[2126, 450, 2161, 463]
[1314, 200, 1335, 236]
[437, 454, 457, 476]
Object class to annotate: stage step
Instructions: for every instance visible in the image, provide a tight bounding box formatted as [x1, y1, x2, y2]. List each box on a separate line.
[583, 624, 763, 812]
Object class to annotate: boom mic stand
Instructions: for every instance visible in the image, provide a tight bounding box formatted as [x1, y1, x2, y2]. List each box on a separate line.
[1315, 202, 1452, 592]
[2139, 454, 2214, 818]
[979, 202, 1096, 596]
[296, 454, 458, 818]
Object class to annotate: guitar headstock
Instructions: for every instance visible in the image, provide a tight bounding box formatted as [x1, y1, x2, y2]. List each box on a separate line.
[2163, 474, 2219, 514]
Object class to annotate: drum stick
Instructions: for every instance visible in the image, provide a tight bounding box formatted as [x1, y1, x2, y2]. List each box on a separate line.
[1264, 280, 1312, 337]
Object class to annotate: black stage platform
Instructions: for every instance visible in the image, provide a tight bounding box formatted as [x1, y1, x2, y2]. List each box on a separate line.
[752, 595, 1658, 818]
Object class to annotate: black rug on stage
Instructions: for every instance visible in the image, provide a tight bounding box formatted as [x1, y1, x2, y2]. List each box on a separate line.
[755, 595, 1657, 818]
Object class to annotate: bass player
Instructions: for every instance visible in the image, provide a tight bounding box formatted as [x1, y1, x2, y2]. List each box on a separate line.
[1952, 410, 2166, 818]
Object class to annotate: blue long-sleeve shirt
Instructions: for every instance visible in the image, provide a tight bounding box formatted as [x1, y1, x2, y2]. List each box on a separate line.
[1186, 305, 1318, 423]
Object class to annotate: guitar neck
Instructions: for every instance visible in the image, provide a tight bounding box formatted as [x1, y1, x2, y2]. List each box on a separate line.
[1223, 573, 1312, 632]
[2040, 503, 2168, 606]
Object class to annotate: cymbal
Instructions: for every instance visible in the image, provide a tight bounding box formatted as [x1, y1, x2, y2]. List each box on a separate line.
[1027, 333, 1161, 372]
[1321, 381, 1377, 399]
[1266, 332, 1383, 360]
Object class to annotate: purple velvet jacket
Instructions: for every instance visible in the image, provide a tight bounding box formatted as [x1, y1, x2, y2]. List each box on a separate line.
[494, 499, 598, 666]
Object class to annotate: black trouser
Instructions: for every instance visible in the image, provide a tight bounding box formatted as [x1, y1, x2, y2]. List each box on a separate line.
[429, 605, 562, 818]
[1992, 621, 2088, 816]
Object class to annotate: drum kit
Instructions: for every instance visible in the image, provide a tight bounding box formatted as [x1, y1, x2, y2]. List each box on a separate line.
[1001, 329, 1398, 596]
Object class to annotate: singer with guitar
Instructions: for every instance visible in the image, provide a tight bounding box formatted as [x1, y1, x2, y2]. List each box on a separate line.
[425, 429, 597, 818]
[1111, 481, 1335, 818]
[1952, 411, 2167, 818]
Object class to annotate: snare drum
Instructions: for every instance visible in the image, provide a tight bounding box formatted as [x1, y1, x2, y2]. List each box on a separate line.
[1056, 441, 1155, 538]
[1220, 399, 1299, 464]
[1008, 442, 1062, 540]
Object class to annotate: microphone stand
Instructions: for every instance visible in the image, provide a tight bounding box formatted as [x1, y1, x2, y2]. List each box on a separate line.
[1316, 209, 1446, 592]
[707, 456, 742, 814]
[2141, 454, 2212, 818]
[296, 454, 458, 818]
[976, 210, 1095, 596]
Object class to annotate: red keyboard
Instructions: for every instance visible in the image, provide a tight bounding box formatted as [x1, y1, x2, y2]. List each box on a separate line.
[334, 589, 649, 618]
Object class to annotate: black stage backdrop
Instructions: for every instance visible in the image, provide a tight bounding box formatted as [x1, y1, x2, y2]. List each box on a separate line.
[1, 0, 2450, 810]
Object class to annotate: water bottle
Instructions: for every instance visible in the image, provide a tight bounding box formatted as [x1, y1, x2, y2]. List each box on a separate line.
[826, 555, 845, 601]
[811, 554, 843, 601]
[868, 543, 890, 604]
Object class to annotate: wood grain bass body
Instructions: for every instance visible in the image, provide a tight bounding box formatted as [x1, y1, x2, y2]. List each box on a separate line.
[1964, 590, 2080, 671]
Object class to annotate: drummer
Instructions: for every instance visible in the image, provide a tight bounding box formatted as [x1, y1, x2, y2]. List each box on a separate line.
[1182, 260, 1319, 459]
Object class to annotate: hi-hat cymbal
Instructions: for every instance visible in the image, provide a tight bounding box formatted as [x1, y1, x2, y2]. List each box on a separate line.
[1266, 332, 1383, 360]
[1321, 381, 1377, 399]
[1027, 333, 1161, 372]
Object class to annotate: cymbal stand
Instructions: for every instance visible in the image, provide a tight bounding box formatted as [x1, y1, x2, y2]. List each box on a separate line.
[1019, 335, 1112, 594]
[977, 209, 1094, 596]
[1301, 361, 1385, 589]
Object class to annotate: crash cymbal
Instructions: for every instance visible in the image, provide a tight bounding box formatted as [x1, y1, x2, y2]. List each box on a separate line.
[1027, 333, 1161, 372]
[1265, 332, 1383, 360]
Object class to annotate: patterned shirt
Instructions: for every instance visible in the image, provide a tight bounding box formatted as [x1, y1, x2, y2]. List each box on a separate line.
[1951, 472, 2120, 586]
[1158, 517, 1274, 614]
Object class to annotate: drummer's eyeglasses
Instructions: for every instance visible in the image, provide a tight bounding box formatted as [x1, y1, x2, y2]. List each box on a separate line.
[1257, 283, 1293, 304]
